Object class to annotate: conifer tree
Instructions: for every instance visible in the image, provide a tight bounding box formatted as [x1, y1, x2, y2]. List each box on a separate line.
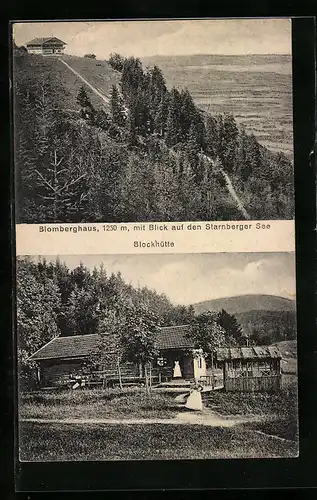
[244, 133, 261, 175]
[149, 65, 167, 113]
[216, 309, 244, 345]
[35, 149, 87, 222]
[94, 109, 111, 131]
[236, 127, 250, 181]
[220, 113, 239, 173]
[108, 53, 126, 71]
[165, 108, 179, 147]
[121, 57, 144, 96]
[76, 86, 91, 108]
[110, 84, 126, 127]
[154, 94, 169, 136]
[185, 123, 201, 180]
[179, 88, 197, 138]
[204, 115, 218, 158]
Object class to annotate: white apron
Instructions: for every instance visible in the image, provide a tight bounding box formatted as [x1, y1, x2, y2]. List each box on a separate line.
[173, 360, 182, 378]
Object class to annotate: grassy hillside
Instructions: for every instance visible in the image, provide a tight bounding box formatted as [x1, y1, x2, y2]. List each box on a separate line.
[13, 53, 120, 113]
[60, 55, 121, 108]
[193, 294, 296, 315]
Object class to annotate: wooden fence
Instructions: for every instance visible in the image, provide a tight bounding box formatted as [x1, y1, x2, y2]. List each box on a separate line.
[225, 375, 282, 393]
[47, 365, 173, 388]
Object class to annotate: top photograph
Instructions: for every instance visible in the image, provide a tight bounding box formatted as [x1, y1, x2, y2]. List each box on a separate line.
[12, 19, 294, 224]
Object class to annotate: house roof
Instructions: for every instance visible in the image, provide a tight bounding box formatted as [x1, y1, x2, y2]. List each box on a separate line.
[29, 333, 112, 361]
[26, 37, 66, 46]
[216, 345, 281, 361]
[29, 325, 195, 361]
[156, 325, 193, 350]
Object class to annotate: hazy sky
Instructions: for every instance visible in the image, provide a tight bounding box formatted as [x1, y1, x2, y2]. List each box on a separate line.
[13, 19, 292, 58]
[29, 253, 296, 305]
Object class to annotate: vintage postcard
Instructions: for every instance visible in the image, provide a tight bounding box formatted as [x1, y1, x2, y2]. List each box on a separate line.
[17, 252, 298, 460]
[12, 18, 299, 465]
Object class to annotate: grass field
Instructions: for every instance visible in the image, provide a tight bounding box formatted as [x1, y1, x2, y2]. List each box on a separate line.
[143, 54, 293, 156]
[19, 387, 179, 421]
[19, 380, 298, 461]
[19, 420, 298, 461]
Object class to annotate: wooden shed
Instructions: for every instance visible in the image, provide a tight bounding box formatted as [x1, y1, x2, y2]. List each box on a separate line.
[216, 345, 282, 393]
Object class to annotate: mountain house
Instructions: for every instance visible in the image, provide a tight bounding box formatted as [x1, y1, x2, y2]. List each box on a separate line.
[28, 325, 208, 388]
[25, 37, 67, 56]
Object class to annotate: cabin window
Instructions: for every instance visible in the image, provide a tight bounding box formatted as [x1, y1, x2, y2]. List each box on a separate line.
[231, 361, 253, 377]
[258, 360, 273, 376]
[198, 357, 202, 369]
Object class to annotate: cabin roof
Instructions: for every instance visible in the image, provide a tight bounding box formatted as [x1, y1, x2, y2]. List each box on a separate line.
[26, 37, 66, 46]
[29, 334, 103, 361]
[216, 345, 281, 361]
[156, 325, 193, 350]
[29, 325, 195, 361]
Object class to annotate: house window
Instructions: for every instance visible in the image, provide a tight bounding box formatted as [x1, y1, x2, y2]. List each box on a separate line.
[197, 357, 202, 369]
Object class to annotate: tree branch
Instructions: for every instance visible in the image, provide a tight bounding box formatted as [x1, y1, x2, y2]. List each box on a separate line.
[57, 173, 86, 194]
[35, 169, 55, 192]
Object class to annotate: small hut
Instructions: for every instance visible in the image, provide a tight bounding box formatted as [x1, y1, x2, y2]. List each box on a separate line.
[216, 345, 282, 393]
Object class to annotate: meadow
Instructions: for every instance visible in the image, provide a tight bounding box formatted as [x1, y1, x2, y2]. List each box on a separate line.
[143, 54, 293, 157]
[19, 421, 298, 461]
[19, 379, 298, 461]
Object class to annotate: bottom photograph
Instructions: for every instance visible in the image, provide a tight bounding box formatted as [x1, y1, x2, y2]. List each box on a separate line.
[16, 252, 298, 461]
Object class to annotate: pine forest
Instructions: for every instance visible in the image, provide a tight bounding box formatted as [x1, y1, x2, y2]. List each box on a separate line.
[13, 48, 294, 223]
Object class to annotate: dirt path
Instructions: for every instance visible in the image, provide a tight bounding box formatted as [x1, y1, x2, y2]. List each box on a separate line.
[219, 169, 251, 220]
[20, 410, 253, 428]
[59, 59, 110, 105]
[200, 153, 251, 220]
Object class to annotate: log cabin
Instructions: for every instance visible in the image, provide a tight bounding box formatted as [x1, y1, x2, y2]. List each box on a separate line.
[27, 325, 207, 388]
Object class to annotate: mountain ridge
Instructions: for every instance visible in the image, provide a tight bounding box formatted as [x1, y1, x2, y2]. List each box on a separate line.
[193, 294, 295, 315]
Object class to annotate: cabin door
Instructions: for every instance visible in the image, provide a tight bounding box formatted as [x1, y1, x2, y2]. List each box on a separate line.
[181, 354, 195, 379]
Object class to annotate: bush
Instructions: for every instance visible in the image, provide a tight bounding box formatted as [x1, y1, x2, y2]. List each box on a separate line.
[84, 54, 96, 59]
[18, 349, 40, 391]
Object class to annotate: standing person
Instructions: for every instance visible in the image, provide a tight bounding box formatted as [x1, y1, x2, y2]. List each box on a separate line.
[173, 360, 182, 378]
[185, 383, 203, 411]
